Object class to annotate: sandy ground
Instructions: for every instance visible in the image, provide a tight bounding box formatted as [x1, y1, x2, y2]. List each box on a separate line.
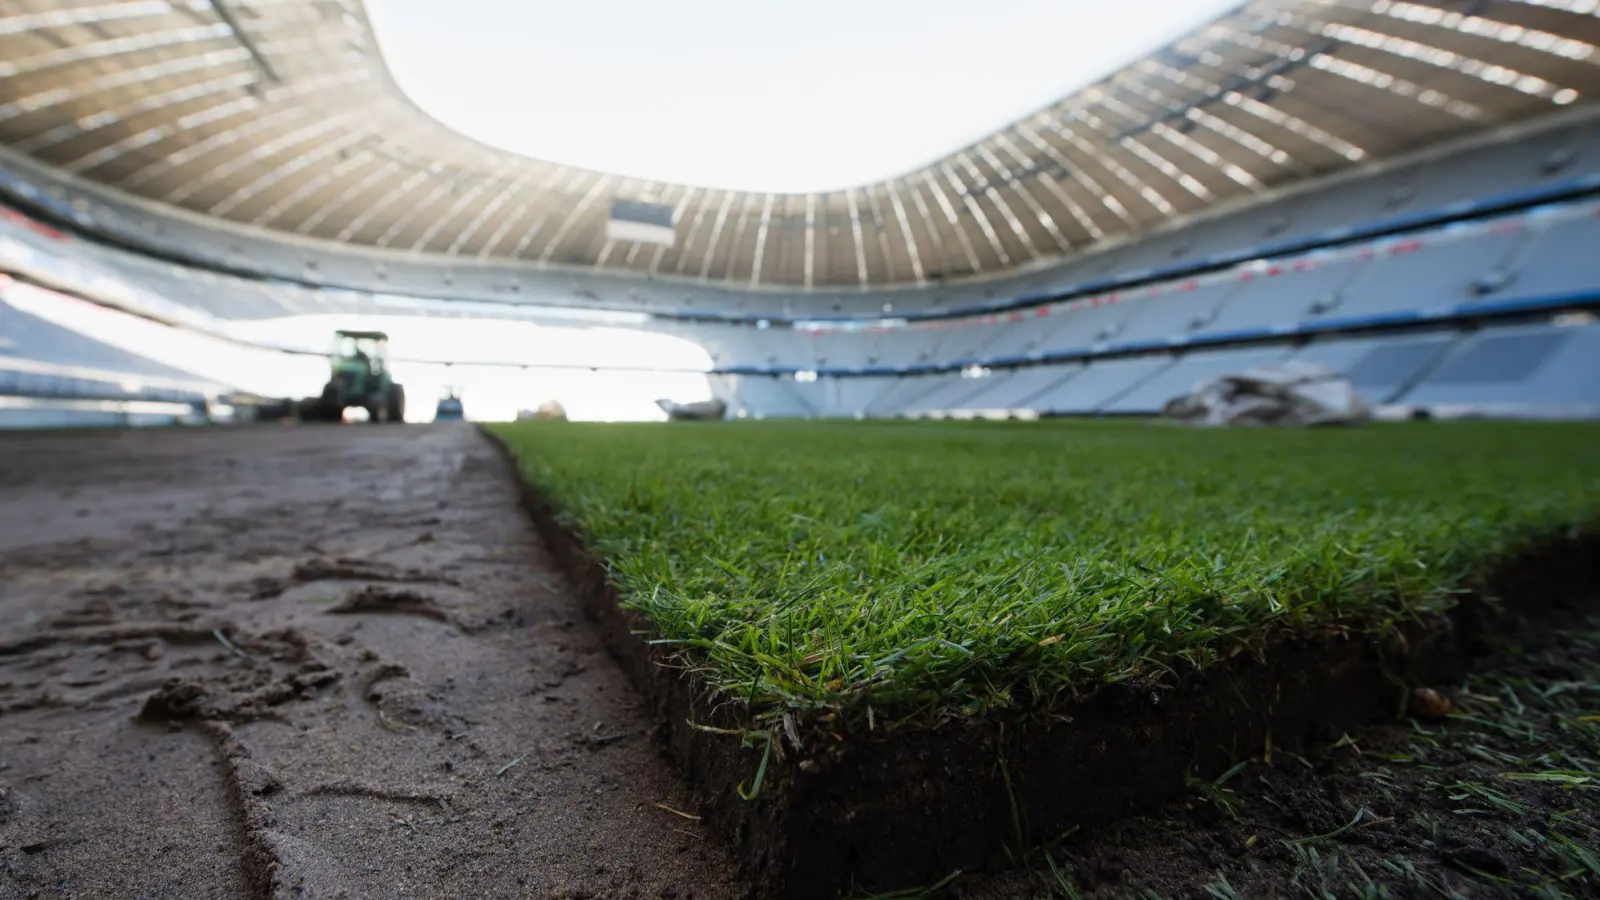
[0, 425, 741, 900]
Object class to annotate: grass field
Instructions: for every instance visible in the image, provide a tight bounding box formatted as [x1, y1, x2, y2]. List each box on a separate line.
[490, 420, 1600, 724]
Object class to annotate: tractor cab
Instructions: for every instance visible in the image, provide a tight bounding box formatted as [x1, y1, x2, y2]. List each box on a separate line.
[331, 330, 389, 388]
[301, 330, 406, 423]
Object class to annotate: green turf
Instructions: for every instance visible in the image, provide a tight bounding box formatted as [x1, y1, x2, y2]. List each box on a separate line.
[489, 420, 1600, 722]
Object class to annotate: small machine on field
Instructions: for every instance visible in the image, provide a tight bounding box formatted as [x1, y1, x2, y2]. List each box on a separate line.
[434, 386, 465, 422]
[299, 330, 406, 423]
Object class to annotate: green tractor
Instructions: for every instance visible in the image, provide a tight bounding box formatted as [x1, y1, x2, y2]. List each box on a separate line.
[300, 330, 406, 423]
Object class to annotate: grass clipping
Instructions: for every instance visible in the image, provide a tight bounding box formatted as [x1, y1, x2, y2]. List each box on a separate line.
[490, 420, 1600, 725]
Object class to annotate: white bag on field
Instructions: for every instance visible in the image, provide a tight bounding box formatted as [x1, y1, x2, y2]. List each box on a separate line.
[1162, 361, 1370, 427]
[656, 398, 728, 421]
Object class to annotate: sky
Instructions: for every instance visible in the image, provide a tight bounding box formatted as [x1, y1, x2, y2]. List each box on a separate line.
[366, 0, 1244, 193]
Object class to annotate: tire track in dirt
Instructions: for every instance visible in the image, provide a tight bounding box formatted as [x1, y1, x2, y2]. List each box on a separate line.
[0, 425, 740, 899]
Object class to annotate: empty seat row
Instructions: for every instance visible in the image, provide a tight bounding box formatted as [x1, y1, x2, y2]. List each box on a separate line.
[0, 366, 205, 404]
[0, 295, 202, 383]
[707, 201, 1600, 373]
[762, 321, 1600, 419]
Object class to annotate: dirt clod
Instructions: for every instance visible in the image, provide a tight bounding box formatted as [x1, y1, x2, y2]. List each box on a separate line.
[1407, 685, 1453, 718]
[326, 584, 457, 625]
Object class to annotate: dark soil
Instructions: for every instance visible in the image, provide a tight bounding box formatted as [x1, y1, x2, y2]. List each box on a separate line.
[486, 429, 1598, 900]
[958, 602, 1600, 900]
[0, 425, 740, 899]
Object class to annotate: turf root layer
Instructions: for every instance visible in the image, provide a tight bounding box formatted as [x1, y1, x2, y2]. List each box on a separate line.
[482, 428, 1598, 899]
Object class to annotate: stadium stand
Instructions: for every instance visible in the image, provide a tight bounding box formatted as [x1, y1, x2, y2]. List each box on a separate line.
[0, 289, 195, 381]
[1401, 320, 1600, 416]
[0, 276, 216, 426]
[7, 133, 1600, 421]
[900, 375, 997, 417]
[859, 376, 955, 417]
[949, 364, 1082, 413]
[1098, 347, 1296, 416]
[2, 0, 1600, 422]
[1104, 279, 1241, 347]
[1322, 229, 1527, 324]
[1496, 206, 1600, 303]
[7, 115, 1600, 422]
[1287, 333, 1458, 407]
[1197, 253, 1357, 337]
[712, 375, 818, 419]
[1036, 357, 1174, 416]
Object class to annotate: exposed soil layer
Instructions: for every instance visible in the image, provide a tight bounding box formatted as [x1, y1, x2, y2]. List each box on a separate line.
[959, 601, 1600, 899]
[486, 429, 1599, 900]
[0, 425, 740, 899]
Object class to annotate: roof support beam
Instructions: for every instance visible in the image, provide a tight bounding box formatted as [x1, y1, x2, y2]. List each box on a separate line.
[206, 0, 282, 84]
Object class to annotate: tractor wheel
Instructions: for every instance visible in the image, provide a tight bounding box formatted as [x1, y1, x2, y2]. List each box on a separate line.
[299, 398, 332, 422]
[386, 384, 406, 424]
[318, 401, 345, 423]
[304, 385, 343, 423]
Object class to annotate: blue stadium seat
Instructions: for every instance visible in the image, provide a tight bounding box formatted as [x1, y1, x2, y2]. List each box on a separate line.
[1319, 229, 1527, 323]
[821, 375, 900, 417]
[954, 364, 1084, 411]
[723, 375, 819, 418]
[1033, 355, 1176, 414]
[0, 295, 202, 383]
[1110, 279, 1244, 346]
[1399, 322, 1600, 412]
[1288, 333, 1458, 405]
[1493, 209, 1600, 303]
[862, 376, 957, 415]
[900, 375, 996, 414]
[1200, 254, 1366, 337]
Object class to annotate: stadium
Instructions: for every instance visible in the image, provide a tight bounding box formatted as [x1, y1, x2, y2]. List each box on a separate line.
[1, 0, 1598, 897]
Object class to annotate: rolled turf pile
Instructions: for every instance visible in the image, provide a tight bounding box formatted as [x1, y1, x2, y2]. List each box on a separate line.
[490, 419, 1600, 726]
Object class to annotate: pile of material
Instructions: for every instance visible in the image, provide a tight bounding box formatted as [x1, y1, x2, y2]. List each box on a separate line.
[1161, 361, 1370, 426]
[517, 400, 569, 421]
[657, 398, 728, 421]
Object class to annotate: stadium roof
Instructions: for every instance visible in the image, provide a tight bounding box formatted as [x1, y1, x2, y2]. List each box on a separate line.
[1, 0, 1598, 290]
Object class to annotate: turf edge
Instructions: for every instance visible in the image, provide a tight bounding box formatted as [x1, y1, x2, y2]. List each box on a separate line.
[477, 427, 1599, 900]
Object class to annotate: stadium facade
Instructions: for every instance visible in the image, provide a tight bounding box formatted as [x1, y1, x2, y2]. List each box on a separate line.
[2, 0, 1600, 421]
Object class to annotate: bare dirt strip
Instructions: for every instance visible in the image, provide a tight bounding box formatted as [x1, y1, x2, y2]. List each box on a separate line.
[0, 425, 740, 900]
